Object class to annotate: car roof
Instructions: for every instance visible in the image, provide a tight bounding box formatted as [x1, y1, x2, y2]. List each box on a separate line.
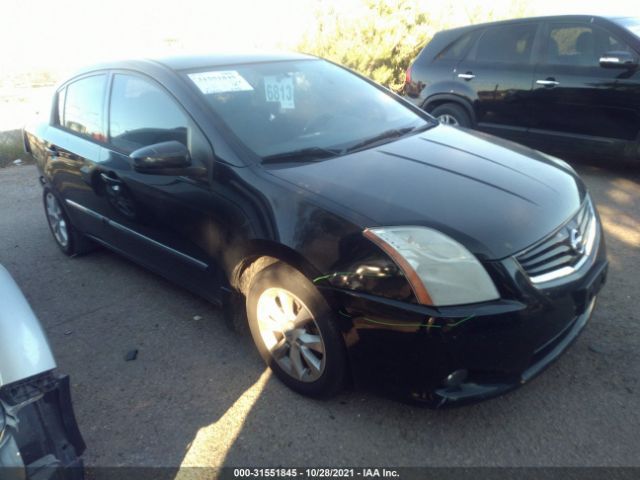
[441, 14, 624, 33]
[152, 51, 316, 71]
[70, 51, 317, 79]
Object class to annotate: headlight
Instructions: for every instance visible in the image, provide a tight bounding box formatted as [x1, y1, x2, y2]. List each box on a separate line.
[364, 226, 499, 306]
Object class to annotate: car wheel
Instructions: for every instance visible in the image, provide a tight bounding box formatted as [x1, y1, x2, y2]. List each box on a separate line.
[246, 262, 348, 398]
[430, 103, 472, 128]
[43, 187, 96, 256]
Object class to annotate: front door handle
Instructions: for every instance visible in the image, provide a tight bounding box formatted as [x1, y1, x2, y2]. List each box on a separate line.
[457, 72, 475, 80]
[536, 79, 559, 87]
[100, 173, 123, 192]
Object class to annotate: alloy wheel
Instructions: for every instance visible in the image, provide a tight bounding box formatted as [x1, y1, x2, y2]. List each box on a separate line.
[45, 192, 69, 248]
[256, 287, 326, 382]
[437, 113, 460, 126]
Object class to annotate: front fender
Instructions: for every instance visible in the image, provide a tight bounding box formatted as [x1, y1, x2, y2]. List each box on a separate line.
[0, 265, 56, 387]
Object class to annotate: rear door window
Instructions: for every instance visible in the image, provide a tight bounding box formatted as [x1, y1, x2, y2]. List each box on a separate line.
[474, 23, 537, 64]
[63, 74, 107, 142]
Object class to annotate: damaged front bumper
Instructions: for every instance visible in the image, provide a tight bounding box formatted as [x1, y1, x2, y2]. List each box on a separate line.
[320, 238, 608, 407]
[0, 372, 85, 480]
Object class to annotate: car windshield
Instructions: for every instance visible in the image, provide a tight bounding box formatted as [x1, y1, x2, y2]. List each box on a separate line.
[617, 17, 640, 38]
[184, 59, 433, 161]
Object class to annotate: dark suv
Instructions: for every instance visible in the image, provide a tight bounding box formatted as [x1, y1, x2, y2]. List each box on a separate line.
[404, 15, 640, 162]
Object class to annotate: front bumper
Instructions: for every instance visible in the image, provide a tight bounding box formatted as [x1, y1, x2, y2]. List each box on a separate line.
[321, 230, 608, 407]
[0, 372, 85, 479]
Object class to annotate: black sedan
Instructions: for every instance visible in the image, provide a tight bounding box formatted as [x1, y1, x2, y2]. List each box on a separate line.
[24, 53, 608, 406]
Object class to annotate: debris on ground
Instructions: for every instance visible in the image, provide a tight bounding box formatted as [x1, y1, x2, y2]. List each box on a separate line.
[588, 343, 608, 354]
[125, 349, 139, 361]
[12, 159, 23, 165]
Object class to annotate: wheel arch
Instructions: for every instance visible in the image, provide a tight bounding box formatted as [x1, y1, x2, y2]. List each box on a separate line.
[423, 94, 476, 126]
[229, 239, 323, 296]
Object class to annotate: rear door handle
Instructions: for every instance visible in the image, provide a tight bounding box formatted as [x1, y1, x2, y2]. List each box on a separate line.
[457, 73, 475, 80]
[536, 79, 559, 87]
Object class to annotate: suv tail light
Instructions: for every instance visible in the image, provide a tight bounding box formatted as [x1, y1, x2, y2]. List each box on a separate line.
[405, 65, 412, 85]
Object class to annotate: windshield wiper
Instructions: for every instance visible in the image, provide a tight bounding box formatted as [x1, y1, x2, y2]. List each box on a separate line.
[344, 124, 432, 154]
[261, 146, 343, 164]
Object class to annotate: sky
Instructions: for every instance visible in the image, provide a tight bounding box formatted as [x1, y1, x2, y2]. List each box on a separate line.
[1, 0, 636, 79]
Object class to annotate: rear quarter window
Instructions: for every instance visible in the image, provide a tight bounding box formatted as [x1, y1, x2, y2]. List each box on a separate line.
[435, 31, 476, 61]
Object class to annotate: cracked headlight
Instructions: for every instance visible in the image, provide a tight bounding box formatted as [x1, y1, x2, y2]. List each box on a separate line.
[364, 226, 500, 306]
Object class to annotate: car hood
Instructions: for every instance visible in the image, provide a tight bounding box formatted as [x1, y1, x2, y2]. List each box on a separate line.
[266, 125, 586, 260]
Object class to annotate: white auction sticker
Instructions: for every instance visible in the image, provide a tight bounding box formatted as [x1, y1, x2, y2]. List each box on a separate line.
[188, 71, 254, 94]
[264, 76, 295, 109]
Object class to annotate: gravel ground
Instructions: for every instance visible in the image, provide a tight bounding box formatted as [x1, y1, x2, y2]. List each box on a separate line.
[0, 162, 638, 469]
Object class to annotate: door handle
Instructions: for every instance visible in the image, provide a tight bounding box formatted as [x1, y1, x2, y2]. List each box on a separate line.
[457, 73, 475, 80]
[45, 146, 58, 156]
[100, 173, 123, 192]
[536, 79, 559, 87]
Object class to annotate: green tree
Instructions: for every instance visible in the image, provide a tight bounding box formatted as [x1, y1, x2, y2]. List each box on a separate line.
[298, 0, 534, 92]
[298, 0, 435, 91]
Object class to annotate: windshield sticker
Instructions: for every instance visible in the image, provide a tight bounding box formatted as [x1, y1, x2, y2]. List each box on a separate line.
[188, 71, 254, 94]
[264, 75, 295, 109]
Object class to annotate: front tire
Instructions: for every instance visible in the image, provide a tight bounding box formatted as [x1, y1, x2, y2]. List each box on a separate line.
[246, 262, 348, 398]
[43, 187, 96, 256]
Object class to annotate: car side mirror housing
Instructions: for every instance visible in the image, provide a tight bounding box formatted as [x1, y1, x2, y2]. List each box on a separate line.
[599, 51, 638, 69]
[130, 141, 191, 173]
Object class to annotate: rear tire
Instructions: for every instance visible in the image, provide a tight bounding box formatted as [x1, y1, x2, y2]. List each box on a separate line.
[430, 103, 472, 128]
[246, 262, 348, 398]
[43, 187, 96, 256]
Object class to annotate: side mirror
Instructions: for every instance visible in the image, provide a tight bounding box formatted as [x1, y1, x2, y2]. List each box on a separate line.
[599, 51, 638, 69]
[130, 141, 191, 173]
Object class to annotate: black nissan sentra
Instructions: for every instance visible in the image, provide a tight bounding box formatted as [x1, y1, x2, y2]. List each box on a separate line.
[24, 53, 608, 406]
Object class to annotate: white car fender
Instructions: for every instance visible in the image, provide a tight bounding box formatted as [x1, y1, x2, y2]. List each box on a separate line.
[0, 265, 56, 387]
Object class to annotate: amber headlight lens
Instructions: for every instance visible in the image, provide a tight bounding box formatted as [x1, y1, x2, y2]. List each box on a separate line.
[364, 226, 500, 306]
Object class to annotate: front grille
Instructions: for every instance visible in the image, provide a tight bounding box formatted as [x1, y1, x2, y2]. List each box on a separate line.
[516, 199, 594, 283]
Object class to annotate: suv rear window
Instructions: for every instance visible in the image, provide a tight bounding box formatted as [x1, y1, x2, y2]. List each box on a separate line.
[63, 74, 107, 142]
[475, 23, 536, 63]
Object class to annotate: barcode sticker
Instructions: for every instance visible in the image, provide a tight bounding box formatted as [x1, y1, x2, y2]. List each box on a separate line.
[188, 71, 254, 94]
